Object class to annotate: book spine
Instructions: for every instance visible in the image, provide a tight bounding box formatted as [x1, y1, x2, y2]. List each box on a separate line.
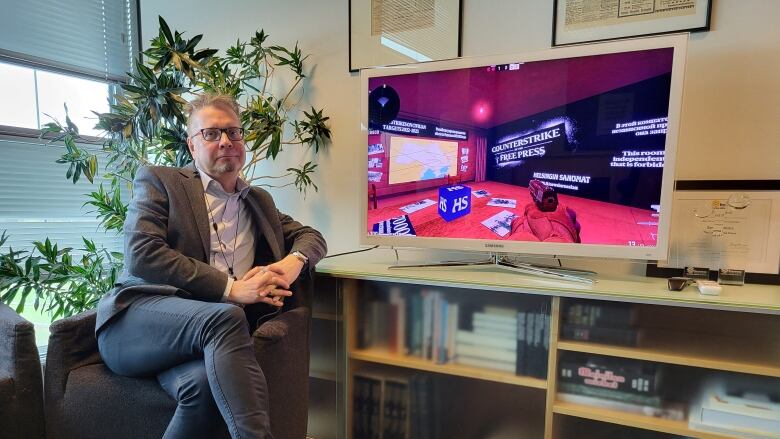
[473, 311, 518, 326]
[408, 375, 420, 439]
[456, 330, 516, 350]
[455, 354, 515, 372]
[700, 406, 780, 434]
[561, 323, 642, 347]
[431, 292, 441, 362]
[455, 344, 516, 363]
[422, 292, 432, 360]
[410, 294, 423, 357]
[515, 306, 527, 376]
[529, 305, 547, 378]
[558, 382, 662, 407]
[558, 359, 660, 395]
[565, 301, 638, 327]
[446, 302, 459, 364]
[436, 298, 448, 364]
[370, 378, 381, 439]
[525, 302, 535, 377]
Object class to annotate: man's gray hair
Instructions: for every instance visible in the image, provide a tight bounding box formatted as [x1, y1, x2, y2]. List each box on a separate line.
[186, 93, 241, 134]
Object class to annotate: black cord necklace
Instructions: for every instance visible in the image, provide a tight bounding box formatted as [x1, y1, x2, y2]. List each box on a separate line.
[204, 194, 241, 280]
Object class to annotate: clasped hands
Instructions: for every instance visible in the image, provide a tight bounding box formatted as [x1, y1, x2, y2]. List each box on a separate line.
[227, 255, 305, 307]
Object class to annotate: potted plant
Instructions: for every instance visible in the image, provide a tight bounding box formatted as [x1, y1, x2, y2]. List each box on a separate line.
[0, 16, 331, 320]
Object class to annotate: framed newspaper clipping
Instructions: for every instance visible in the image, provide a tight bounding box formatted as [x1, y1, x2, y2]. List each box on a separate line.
[553, 0, 712, 46]
[349, 0, 462, 72]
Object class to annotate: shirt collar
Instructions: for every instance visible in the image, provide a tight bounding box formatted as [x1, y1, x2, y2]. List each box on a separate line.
[195, 165, 251, 199]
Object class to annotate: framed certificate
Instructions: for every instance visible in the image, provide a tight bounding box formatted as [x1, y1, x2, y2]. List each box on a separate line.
[647, 180, 780, 285]
[553, 0, 712, 46]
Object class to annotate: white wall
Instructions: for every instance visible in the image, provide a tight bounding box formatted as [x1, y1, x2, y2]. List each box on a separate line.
[140, 0, 780, 270]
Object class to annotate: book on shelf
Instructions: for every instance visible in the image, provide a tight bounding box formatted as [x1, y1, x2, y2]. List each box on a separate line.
[558, 355, 662, 395]
[557, 392, 687, 421]
[455, 343, 516, 363]
[359, 291, 553, 378]
[409, 374, 439, 439]
[353, 373, 411, 439]
[382, 379, 409, 439]
[561, 323, 644, 347]
[353, 374, 383, 439]
[699, 397, 780, 437]
[689, 376, 780, 438]
[455, 330, 516, 350]
[564, 300, 639, 327]
[388, 288, 406, 355]
[515, 300, 551, 379]
[557, 382, 662, 407]
[453, 354, 515, 373]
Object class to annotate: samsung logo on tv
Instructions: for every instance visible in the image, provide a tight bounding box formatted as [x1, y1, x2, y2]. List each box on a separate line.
[484, 243, 504, 248]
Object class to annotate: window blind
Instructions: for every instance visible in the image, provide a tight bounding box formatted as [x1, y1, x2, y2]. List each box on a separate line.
[0, 0, 138, 81]
[0, 137, 125, 257]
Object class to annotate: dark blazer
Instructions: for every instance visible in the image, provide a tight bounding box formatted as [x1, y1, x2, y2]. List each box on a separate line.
[96, 164, 327, 333]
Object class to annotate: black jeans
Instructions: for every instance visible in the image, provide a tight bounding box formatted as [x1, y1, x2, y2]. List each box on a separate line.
[97, 294, 272, 439]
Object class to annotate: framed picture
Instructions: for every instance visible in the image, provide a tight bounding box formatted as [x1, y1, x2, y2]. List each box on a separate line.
[646, 180, 780, 285]
[349, 0, 462, 72]
[553, 0, 712, 46]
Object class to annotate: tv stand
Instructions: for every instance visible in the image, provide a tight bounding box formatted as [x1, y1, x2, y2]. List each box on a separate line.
[387, 253, 597, 284]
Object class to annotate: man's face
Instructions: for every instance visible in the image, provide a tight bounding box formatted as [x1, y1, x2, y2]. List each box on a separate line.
[187, 105, 246, 179]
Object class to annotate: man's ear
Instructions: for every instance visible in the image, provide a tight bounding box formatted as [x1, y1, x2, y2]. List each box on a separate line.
[186, 136, 196, 157]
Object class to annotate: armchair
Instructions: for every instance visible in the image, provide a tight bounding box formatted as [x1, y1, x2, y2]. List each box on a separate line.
[44, 301, 311, 439]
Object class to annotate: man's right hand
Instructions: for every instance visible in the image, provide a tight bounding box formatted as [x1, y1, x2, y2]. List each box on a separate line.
[227, 268, 292, 306]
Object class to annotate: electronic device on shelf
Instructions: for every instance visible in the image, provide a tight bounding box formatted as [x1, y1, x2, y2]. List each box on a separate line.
[696, 280, 723, 296]
[360, 34, 688, 279]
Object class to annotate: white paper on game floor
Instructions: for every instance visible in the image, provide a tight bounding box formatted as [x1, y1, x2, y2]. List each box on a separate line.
[487, 198, 517, 208]
[482, 210, 516, 237]
[400, 199, 436, 214]
[472, 190, 490, 198]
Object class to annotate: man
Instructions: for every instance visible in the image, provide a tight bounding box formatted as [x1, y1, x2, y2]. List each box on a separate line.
[96, 93, 327, 439]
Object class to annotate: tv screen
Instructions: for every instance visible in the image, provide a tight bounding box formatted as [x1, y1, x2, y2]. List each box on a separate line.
[360, 35, 687, 260]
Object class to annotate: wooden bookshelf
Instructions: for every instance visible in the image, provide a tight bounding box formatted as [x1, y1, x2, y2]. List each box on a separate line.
[553, 401, 738, 439]
[317, 252, 780, 439]
[349, 347, 548, 389]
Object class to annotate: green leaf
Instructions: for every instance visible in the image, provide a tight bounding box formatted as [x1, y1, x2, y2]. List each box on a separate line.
[159, 16, 174, 45]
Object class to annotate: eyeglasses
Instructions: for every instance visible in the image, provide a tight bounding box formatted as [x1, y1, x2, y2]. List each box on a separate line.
[192, 127, 244, 142]
[667, 277, 692, 291]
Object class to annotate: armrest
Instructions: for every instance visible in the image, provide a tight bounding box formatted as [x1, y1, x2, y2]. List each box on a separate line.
[0, 303, 36, 375]
[252, 306, 310, 342]
[44, 310, 102, 403]
[0, 302, 45, 439]
[252, 306, 312, 439]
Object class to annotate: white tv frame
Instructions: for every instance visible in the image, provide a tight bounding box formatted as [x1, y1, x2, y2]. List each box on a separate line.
[359, 34, 688, 261]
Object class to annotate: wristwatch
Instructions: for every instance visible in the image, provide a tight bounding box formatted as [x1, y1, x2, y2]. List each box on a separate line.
[291, 251, 309, 265]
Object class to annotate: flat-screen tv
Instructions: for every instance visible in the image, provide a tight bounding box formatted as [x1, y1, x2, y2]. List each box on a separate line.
[360, 35, 687, 260]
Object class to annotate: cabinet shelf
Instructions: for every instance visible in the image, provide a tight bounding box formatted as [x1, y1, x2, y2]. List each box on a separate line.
[309, 369, 338, 382]
[557, 330, 780, 378]
[553, 401, 737, 439]
[349, 348, 547, 389]
[312, 312, 341, 321]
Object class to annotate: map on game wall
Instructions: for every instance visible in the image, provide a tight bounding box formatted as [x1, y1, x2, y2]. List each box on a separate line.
[388, 136, 458, 185]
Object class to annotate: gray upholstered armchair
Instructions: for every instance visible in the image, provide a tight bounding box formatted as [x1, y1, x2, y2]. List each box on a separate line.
[0, 302, 46, 439]
[44, 294, 312, 439]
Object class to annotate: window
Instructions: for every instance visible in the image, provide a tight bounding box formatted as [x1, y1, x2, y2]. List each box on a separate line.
[0, 62, 111, 137]
[0, 0, 139, 343]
